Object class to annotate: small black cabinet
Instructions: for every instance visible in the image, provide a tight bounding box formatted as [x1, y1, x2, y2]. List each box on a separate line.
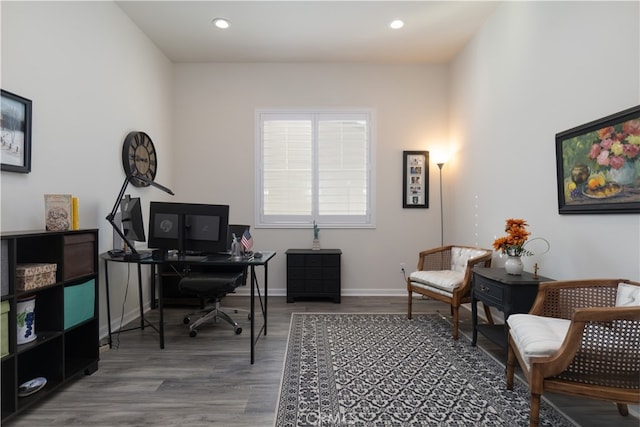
[471, 267, 553, 351]
[286, 249, 341, 303]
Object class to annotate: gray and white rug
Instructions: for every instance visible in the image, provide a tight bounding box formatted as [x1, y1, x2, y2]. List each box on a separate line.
[275, 313, 577, 427]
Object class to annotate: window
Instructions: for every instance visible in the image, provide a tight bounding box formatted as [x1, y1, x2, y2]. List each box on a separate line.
[256, 109, 375, 228]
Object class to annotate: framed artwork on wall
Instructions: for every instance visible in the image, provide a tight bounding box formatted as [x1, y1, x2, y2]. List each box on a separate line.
[1, 89, 32, 173]
[555, 105, 640, 214]
[403, 150, 429, 208]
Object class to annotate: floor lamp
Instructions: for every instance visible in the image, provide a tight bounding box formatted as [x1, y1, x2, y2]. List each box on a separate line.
[437, 162, 445, 247]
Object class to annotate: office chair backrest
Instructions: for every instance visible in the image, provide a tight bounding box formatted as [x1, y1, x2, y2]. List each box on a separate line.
[228, 224, 250, 251]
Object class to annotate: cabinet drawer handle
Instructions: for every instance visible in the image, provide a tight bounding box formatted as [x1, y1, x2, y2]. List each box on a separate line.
[480, 286, 490, 292]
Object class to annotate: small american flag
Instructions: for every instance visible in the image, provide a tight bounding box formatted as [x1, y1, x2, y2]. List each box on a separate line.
[241, 228, 253, 251]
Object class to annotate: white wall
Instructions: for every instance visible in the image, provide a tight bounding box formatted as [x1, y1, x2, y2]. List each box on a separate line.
[3, 1, 638, 341]
[172, 63, 450, 295]
[449, 1, 640, 281]
[1, 1, 174, 337]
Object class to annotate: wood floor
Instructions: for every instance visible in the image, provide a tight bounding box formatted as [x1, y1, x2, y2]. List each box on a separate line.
[7, 296, 639, 426]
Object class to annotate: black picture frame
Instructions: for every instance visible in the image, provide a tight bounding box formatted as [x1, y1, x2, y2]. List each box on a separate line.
[555, 105, 640, 214]
[1, 89, 32, 173]
[403, 150, 429, 208]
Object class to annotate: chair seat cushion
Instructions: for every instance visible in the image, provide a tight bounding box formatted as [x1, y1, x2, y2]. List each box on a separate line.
[616, 282, 640, 307]
[179, 272, 244, 295]
[507, 314, 571, 366]
[409, 270, 464, 292]
[450, 247, 489, 272]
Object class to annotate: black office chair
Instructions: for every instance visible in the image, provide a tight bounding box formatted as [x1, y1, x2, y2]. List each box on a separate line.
[178, 272, 246, 336]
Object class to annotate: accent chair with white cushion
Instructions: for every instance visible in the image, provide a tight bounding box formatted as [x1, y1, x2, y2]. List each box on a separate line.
[407, 245, 493, 340]
[506, 279, 640, 427]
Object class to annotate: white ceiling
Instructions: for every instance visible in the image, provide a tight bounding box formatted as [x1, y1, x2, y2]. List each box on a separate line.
[116, 1, 501, 63]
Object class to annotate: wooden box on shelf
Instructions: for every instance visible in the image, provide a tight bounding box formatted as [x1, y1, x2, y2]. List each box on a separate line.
[15, 263, 57, 291]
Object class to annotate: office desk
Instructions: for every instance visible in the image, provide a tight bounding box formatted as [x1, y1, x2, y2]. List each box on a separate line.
[101, 251, 276, 364]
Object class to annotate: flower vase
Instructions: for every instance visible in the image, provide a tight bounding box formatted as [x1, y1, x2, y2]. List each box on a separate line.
[504, 256, 524, 276]
[606, 161, 638, 187]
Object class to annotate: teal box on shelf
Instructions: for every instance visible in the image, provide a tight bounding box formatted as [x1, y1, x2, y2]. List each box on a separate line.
[64, 279, 95, 329]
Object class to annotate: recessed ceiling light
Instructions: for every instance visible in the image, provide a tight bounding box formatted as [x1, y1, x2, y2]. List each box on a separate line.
[390, 20, 404, 30]
[212, 18, 230, 29]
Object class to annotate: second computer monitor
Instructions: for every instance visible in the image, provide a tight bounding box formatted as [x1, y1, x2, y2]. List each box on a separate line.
[148, 202, 230, 255]
[120, 195, 146, 243]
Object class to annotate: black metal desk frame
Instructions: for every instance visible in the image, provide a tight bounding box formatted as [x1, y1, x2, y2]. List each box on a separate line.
[101, 252, 275, 364]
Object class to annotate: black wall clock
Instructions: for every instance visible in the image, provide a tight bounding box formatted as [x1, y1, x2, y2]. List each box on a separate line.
[122, 131, 157, 187]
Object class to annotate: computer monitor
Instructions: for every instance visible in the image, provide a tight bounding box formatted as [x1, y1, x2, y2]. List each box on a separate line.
[120, 195, 146, 244]
[148, 202, 230, 255]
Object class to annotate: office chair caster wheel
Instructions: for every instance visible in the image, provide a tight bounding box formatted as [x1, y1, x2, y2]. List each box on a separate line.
[183, 317, 190, 324]
[190, 330, 197, 338]
[235, 327, 242, 335]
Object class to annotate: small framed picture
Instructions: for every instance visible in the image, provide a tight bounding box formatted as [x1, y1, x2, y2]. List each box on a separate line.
[403, 150, 429, 208]
[1, 89, 32, 173]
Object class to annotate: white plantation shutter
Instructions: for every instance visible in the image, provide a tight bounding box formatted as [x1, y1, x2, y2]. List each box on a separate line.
[257, 110, 374, 228]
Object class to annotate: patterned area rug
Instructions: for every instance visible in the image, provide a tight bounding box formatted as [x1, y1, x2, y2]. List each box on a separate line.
[275, 313, 577, 427]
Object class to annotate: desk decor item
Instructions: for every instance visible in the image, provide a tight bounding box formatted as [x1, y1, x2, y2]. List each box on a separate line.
[402, 150, 429, 208]
[493, 218, 549, 275]
[1, 89, 32, 173]
[16, 295, 36, 344]
[556, 105, 640, 214]
[312, 221, 320, 250]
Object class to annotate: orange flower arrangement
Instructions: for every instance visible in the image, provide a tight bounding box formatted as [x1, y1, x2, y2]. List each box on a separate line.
[493, 218, 532, 257]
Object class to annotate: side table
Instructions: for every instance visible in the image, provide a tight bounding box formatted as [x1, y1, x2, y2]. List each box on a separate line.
[471, 267, 553, 350]
[286, 249, 342, 303]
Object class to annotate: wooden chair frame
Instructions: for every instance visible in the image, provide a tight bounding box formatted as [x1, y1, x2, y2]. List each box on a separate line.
[407, 245, 493, 340]
[506, 279, 640, 427]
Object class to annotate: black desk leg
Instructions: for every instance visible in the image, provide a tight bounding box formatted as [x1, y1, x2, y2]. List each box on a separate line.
[250, 265, 255, 364]
[104, 259, 113, 348]
[264, 263, 268, 336]
[137, 264, 145, 330]
[158, 267, 165, 349]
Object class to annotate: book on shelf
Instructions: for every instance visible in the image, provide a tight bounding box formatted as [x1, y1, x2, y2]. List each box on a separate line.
[44, 194, 73, 231]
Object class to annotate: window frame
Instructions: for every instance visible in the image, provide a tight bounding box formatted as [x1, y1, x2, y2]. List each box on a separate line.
[255, 108, 376, 229]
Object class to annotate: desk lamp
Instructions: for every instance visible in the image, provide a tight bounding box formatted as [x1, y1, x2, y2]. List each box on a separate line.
[106, 174, 174, 261]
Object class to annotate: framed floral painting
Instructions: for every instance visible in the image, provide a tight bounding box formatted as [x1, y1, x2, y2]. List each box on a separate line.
[556, 105, 640, 214]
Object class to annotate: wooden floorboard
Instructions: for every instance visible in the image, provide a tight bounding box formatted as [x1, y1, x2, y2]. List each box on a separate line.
[6, 296, 639, 426]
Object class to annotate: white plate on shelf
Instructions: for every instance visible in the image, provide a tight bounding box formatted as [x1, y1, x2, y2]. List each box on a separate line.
[18, 377, 47, 397]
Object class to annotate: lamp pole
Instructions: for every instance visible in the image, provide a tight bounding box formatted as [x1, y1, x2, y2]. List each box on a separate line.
[437, 162, 445, 247]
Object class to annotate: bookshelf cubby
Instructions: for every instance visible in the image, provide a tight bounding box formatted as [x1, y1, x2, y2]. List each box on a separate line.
[1, 229, 99, 423]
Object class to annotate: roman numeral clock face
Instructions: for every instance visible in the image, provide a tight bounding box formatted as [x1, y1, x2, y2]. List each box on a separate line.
[121, 131, 157, 186]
